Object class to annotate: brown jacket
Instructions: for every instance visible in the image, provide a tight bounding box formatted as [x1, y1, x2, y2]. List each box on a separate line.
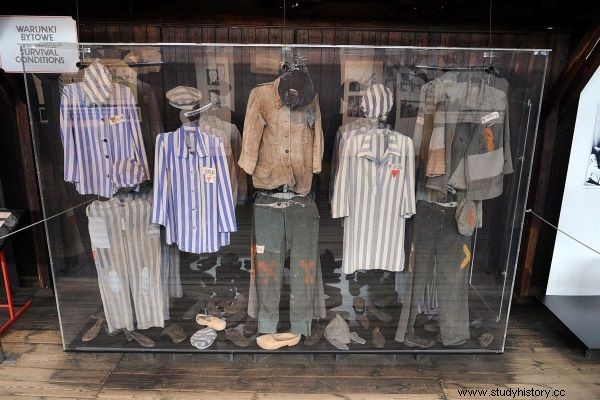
[238, 78, 323, 194]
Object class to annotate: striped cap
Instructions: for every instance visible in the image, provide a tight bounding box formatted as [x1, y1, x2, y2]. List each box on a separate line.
[166, 86, 203, 110]
[82, 62, 112, 105]
[190, 327, 217, 350]
[360, 84, 394, 120]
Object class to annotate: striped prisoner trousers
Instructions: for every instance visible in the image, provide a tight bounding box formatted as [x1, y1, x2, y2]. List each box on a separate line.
[87, 197, 166, 333]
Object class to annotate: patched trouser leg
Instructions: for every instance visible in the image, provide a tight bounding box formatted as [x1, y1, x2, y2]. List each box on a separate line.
[287, 198, 320, 336]
[253, 202, 286, 334]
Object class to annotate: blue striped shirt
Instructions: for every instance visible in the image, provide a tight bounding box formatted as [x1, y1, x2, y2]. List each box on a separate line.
[59, 82, 149, 198]
[152, 125, 237, 254]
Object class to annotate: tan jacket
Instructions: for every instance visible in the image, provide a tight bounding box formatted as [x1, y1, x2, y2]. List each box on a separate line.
[238, 78, 323, 194]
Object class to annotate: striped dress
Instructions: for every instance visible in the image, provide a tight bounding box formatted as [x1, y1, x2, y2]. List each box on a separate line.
[332, 130, 416, 274]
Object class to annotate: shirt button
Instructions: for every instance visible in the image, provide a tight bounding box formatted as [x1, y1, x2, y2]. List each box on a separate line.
[105, 155, 109, 158]
[285, 150, 289, 153]
[103, 139, 108, 143]
[107, 174, 110, 178]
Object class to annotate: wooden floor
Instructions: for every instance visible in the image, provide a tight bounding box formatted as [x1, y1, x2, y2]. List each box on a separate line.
[0, 289, 599, 400]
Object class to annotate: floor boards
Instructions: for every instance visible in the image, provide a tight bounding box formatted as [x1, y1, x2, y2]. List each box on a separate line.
[0, 289, 599, 399]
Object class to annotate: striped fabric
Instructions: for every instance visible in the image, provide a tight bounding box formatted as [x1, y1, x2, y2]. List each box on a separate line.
[332, 130, 416, 274]
[190, 327, 217, 349]
[329, 118, 391, 202]
[152, 125, 237, 254]
[87, 197, 165, 333]
[361, 84, 394, 120]
[166, 86, 202, 110]
[59, 82, 149, 198]
[82, 62, 112, 105]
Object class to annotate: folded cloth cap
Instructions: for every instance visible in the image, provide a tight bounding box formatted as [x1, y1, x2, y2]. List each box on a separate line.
[190, 327, 217, 350]
[455, 198, 478, 236]
[325, 314, 351, 350]
[361, 84, 394, 120]
[83, 61, 113, 105]
[166, 86, 203, 110]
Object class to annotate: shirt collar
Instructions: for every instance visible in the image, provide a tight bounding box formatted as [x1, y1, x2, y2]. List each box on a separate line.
[82, 62, 113, 106]
[273, 77, 284, 109]
[356, 131, 402, 162]
[175, 125, 208, 158]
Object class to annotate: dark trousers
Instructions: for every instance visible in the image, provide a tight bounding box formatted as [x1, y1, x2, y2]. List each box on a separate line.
[396, 200, 471, 346]
[253, 193, 320, 336]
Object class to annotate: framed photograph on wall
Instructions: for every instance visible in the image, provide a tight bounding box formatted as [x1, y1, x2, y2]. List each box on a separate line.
[339, 51, 384, 125]
[585, 104, 600, 186]
[194, 48, 235, 122]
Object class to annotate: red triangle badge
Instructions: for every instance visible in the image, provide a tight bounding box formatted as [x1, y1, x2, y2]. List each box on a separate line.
[391, 169, 399, 178]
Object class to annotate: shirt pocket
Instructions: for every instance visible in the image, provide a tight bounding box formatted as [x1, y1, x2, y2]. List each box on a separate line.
[292, 123, 309, 144]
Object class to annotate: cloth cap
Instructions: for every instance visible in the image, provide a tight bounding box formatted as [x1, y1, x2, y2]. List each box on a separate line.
[190, 327, 217, 350]
[361, 84, 394, 120]
[324, 315, 351, 349]
[82, 62, 112, 105]
[455, 198, 478, 236]
[166, 86, 203, 110]
[111, 159, 147, 188]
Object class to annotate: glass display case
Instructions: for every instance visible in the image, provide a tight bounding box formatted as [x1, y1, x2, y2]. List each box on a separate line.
[21, 43, 548, 353]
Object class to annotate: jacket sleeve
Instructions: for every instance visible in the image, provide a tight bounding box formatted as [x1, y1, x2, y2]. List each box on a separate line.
[151, 134, 168, 227]
[59, 86, 78, 183]
[215, 138, 237, 233]
[502, 103, 514, 175]
[238, 90, 265, 175]
[331, 139, 352, 219]
[125, 87, 150, 180]
[312, 95, 324, 173]
[401, 137, 417, 218]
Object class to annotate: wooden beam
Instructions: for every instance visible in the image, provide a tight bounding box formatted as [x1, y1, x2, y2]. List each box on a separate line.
[517, 18, 600, 296]
[0, 72, 50, 288]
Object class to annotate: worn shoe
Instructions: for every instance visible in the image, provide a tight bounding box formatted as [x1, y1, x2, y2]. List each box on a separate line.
[477, 333, 494, 348]
[325, 293, 343, 309]
[206, 300, 221, 317]
[220, 253, 239, 266]
[82, 316, 106, 342]
[324, 284, 342, 298]
[372, 327, 385, 349]
[124, 330, 156, 348]
[190, 255, 217, 272]
[404, 333, 435, 349]
[183, 299, 206, 320]
[225, 310, 247, 328]
[374, 291, 398, 308]
[326, 310, 350, 321]
[162, 323, 186, 344]
[423, 319, 439, 333]
[304, 323, 324, 346]
[350, 331, 366, 344]
[243, 317, 258, 337]
[224, 293, 248, 315]
[414, 313, 428, 326]
[355, 313, 370, 330]
[196, 314, 226, 331]
[349, 278, 361, 296]
[256, 333, 301, 350]
[367, 305, 393, 323]
[225, 328, 250, 347]
[353, 296, 365, 314]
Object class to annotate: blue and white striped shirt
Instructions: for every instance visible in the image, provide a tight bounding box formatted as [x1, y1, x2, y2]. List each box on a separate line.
[332, 130, 416, 273]
[152, 125, 237, 254]
[59, 82, 149, 198]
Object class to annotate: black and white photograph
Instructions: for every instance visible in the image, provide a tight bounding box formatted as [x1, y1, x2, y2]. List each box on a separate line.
[346, 95, 362, 117]
[206, 68, 219, 85]
[208, 89, 221, 105]
[585, 104, 600, 186]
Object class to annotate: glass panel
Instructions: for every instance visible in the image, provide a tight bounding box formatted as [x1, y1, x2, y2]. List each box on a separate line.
[20, 43, 549, 353]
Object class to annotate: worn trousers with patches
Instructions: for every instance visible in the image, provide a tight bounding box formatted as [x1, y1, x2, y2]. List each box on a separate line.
[251, 193, 320, 336]
[87, 198, 165, 333]
[395, 200, 471, 346]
